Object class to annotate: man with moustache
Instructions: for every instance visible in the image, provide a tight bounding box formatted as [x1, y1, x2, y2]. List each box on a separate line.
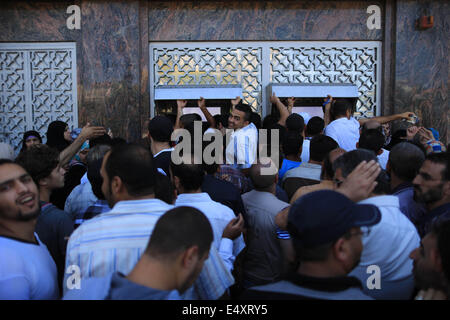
[0, 160, 59, 299]
[413, 152, 450, 238]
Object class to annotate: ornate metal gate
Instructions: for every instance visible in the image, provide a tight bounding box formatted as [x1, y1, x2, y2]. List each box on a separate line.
[0, 43, 78, 152]
[150, 41, 381, 119]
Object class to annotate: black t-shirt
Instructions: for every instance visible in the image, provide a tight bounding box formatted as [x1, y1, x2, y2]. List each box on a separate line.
[153, 149, 172, 177]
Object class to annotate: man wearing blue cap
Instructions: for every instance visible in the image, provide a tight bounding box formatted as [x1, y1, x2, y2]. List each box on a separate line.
[240, 189, 381, 300]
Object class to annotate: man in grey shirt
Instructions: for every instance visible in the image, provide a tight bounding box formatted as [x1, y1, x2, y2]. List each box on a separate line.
[241, 158, 290, 288]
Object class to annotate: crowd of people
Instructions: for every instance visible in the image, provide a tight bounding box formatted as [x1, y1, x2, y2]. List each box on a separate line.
[0, 94, 449, 301]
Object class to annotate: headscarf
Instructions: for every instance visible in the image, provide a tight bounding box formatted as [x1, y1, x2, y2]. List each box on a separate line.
[21, 130, 43, 152]
[46, 121, 70, 152]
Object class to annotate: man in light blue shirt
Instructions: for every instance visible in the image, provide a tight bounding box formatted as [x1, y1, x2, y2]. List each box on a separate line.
[171, 154, 246, 273]
[64, 144, 235, 300]
[64, 206, 213, 300]
[334, 149, 420, 300]
[226, 103, 258, 170]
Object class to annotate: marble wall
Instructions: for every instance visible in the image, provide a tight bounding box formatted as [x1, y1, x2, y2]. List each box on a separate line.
[394, 0, 449, 144]
[0, 0, 448, 143]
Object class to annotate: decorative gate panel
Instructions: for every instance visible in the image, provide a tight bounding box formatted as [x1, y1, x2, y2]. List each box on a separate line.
[0, 43, 78, 153]
[150, 41, 381, 119]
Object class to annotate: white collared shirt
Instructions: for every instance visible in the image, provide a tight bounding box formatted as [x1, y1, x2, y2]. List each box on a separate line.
[225, 122, 258, 169]
[351, 195, 420, 300]
[175, 193, 246, 260]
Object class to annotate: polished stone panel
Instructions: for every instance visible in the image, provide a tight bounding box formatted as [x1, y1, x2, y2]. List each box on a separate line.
[394, 0, 449, 143]
[0, 0, 447, 144]
[148, 1, 383, 41]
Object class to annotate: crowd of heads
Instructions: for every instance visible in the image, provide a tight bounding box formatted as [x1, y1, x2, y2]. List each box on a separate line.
[1, 96, 449, 301]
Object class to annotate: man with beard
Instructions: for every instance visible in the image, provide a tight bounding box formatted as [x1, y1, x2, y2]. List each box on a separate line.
[241, 190, 381, 300]
[16, 144, 74, 293]
[410, 219, 450, 300]
[413, 152, 450, 238]
[0, 160, 59, 299]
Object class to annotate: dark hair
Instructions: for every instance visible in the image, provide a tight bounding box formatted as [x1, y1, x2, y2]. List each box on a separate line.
[306, 116, 324, 137]
[154, 171, 175, 205]
[250, 112, 262, 129]
[21, 130, 42, 152]
[358, 129, 385, 153]
[46, 121, 70, 152]
[282, 131, 304, 156]
[322, 149, 339, 180]
[432, 219, 450, 286]
[234, 103, 252, 122]
[89, 134, 113, 148]
[426, 152, 450, 181]
[333, 149, 390, 195]
[104, 144, 156, 196]
[145, 206, 213, 259]
[0, 159, 14, 166]
[331, 99, 353, 119]
[148, 116, 174, 143]
[262, 114, 278, 129]
[286, 114, 305, 133]
[15, 144, 60, 186]
[87, 145, 111, 200]
[389, 142, 425, 181]
[213, 114, 228, 129]
[170, 154, 205, 192]
[180, 113, 202, 128]
[310, 134, 339, 162]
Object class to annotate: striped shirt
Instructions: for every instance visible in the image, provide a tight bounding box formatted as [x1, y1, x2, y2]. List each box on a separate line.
[225, 123, 258, 169]
[64, 198, 234, 300]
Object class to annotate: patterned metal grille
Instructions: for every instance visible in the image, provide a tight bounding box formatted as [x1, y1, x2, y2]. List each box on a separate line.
[151, 44, 262, 114]
[0, 44, 78, 153]
[150, 42, 381, 119]
[270, 44, 380, 118]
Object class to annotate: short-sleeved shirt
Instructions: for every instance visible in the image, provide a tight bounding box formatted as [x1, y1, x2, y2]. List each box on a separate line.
[0, 233, 59, 300]
[153, 148, 173, 176]
[324, 117, 360, 151]
[241, 190, 289, 284]
[225, 123, 258, 169]
[282, 162, 322, 182]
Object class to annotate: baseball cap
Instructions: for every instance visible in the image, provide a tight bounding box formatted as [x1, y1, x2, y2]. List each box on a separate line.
[288, 190, 381, 247]
[148, 116, 174, 142]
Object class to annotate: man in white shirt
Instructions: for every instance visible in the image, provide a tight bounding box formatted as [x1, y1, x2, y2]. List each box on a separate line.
[0, 160, 59, 300]
[333, 149, 420, 300]
[226, 103, 258, 170]
[171, 154, 246, 272]
[323, 97, 416, 152]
